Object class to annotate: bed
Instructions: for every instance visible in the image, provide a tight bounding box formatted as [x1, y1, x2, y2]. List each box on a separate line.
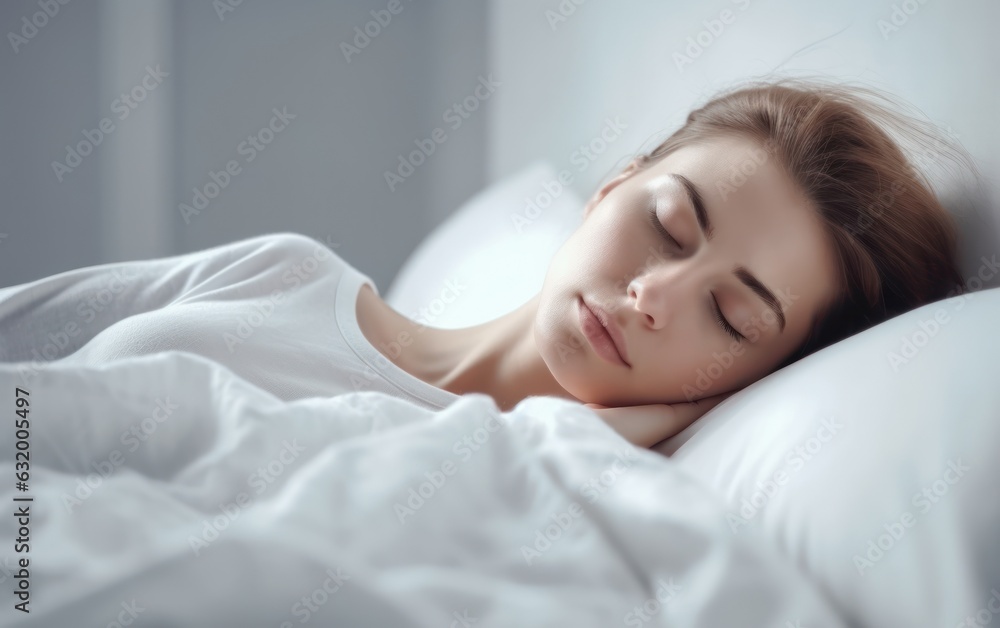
[1, 164, 998, 628]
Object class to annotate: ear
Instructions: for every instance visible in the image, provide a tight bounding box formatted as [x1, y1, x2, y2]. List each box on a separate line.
[582, 156, 648, 218]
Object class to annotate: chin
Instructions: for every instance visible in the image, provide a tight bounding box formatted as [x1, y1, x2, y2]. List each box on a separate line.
[560, 369, 633, 407]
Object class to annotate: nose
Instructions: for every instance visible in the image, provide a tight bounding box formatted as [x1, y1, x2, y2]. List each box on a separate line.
[627, 262, 700, 330]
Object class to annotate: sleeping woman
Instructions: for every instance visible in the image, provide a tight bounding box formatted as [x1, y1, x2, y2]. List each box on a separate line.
[0, 77, 970, 448]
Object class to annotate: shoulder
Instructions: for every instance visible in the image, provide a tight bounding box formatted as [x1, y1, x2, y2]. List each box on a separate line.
[229, 232, 342, 267]
[250, 232, 335, 256]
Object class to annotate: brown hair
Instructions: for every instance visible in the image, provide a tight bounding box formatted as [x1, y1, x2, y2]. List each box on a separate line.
[628, 76, 975, 372]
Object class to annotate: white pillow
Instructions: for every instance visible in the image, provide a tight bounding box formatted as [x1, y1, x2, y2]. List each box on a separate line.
[385, 161, 584, 328]
[654, 286, 1000, 627]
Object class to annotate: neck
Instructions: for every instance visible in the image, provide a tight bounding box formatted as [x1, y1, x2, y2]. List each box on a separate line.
[360, 287, 575, 412]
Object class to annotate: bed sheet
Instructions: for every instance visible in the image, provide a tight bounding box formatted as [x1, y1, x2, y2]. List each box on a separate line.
[0, 351, 847, 628]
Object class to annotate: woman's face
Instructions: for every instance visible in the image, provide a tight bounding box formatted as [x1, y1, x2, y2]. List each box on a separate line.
[535, 135, 840, 406]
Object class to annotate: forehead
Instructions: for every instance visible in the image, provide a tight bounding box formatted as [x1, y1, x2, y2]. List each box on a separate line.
[642, 135, 840, 342]
[651, 135, 783, 197]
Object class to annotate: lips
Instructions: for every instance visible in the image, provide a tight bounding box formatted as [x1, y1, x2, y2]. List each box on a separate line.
[579, 296, 631, 368]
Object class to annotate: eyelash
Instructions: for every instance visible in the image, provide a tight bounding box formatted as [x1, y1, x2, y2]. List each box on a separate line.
[712, 294, 744, 342]
[647, 206, 743, 343]
[646, 206, 681, 249]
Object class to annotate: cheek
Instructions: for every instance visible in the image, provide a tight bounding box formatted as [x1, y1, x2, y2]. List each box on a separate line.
[635, 341, 703, 403]
[694, 342, 772, 397]
[543, 228, 629, 303]
[636, 335, 753, 403]
[545, 232, 594, 283]
[577, 208, 636, 260]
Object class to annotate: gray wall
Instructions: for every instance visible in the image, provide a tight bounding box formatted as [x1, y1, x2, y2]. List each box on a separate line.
[0, 0, 489, 292]
[1, 0, 104, 286]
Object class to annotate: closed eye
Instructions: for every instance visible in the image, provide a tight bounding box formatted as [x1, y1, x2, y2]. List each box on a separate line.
[712, 293, 744, 342]
[646, 206, 681, 250]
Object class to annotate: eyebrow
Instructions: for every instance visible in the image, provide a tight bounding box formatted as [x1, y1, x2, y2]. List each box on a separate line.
[733, 265, 786, 333]
[669, 173, 713, 240]
[668, 173, 786, 334]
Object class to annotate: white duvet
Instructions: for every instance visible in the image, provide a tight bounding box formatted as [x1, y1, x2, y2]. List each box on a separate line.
[0, 351, 847, 628]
